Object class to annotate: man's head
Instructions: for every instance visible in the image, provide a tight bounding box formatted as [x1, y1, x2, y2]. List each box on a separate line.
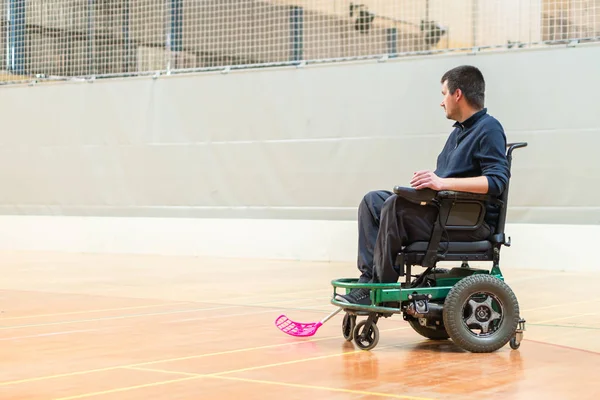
[440, 65, 485, 122]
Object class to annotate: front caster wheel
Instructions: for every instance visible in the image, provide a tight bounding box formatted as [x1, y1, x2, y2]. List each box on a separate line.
[342, 313, 356, 341]
[353, 320, 379, 350]
[510, 318, 526, 350]
[510, 337, 520, 350]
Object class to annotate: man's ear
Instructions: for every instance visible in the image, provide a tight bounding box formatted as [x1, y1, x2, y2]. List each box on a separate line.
[454, 88, 463, 102]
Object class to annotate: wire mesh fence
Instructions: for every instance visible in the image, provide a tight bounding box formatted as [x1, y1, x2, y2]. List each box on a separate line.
[1, 0, 599, 85]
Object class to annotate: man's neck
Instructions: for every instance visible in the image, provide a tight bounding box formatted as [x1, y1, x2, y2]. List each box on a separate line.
[457, 107, 481, 124]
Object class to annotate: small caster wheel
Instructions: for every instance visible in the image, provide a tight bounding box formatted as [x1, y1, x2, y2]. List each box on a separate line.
[353, 320, 380, 351]
[342, 313, 356, 341]
[510, 337, 520, 350]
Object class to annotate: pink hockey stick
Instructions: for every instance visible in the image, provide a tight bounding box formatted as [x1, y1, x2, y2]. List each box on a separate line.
[275, 307, 342, 337]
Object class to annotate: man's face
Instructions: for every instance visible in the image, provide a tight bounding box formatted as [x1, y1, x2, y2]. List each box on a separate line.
[440, 80, 458, 120]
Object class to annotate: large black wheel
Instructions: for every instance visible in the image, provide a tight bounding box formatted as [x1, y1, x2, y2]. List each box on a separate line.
[443, 274, 520, 353]
[342, 313, 356, 341]
[353, 320, 380, 351]
[408, 319, 450, 340]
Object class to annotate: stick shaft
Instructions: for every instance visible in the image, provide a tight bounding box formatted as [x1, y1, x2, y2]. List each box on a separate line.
[320, 307, 342, 324]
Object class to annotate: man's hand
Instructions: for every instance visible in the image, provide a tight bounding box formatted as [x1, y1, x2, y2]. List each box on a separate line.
[410, 170, 446, 191]
[410, 172, 490, 194]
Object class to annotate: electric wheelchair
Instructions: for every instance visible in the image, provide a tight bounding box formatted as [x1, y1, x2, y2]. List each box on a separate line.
[330, 142, 528, 352]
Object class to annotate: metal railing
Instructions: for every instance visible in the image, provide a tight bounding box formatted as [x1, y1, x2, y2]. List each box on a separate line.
[1, 0, 599, 85]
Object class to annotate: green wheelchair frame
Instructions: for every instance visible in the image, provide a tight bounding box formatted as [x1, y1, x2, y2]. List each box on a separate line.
[331, 142, 528, 352]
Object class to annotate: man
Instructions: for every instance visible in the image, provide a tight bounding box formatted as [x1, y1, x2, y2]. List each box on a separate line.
[336, 65, 510, 305]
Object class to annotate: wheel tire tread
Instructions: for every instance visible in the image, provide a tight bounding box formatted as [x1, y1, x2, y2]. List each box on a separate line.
[443, 274, 519, 353]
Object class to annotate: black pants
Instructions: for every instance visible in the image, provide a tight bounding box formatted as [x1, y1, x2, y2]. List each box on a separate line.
[357, 190, 491, 284]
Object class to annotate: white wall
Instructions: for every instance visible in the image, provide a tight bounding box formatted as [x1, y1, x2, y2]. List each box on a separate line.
[0, 43, 599, 271]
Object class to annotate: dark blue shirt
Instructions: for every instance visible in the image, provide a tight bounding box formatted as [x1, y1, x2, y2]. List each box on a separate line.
[434, 108, 510, 230]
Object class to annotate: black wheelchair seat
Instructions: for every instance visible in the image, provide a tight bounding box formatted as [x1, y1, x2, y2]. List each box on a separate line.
[404, 240, 492, 253]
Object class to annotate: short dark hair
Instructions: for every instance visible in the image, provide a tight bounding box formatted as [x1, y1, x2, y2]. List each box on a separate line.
[441, 65, 485, 109]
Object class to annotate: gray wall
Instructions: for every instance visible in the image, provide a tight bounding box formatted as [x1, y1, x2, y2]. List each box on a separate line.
[1, 43, 599, 225]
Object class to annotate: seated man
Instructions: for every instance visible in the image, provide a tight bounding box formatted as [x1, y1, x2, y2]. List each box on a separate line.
[336, 65, 510, 306]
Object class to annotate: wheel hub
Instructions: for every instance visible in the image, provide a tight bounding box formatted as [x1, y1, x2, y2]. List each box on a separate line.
[475, 305, 491, 322]
[463, 292, 503, 336]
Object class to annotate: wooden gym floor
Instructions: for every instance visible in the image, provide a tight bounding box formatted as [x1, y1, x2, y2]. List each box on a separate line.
[0, 250, 598, 399]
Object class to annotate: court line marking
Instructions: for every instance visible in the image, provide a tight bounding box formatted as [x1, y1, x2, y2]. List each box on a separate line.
[0, 296, 330, 331]
[164, 308, 279, 324]
[521, 298, 600, 313]
[507, 271, 588, 282]
[124, 366, 434, 400]
[207, 338, 423, 377]
[523, 339, 600, 355]
[0, 326, 408, 387]
[0, 308, 281, 340]
[526, 323, 600, 344]
[211, 375, 435, 400]
[0, 297, 338, 344]
[219, 288, 333, 302]
[57, 341, 430, 400]
[52, 376, 201, 400]
[1, 298, 329, 336]
[0, 284, 333, 324]
[533, 312, 597, 324]
[528, 323, 600, 330]
[0, 304, 238, 331]
[0, 302, 192, 321]
[0, 328, 104, 342]
[125, 366, 199, 377]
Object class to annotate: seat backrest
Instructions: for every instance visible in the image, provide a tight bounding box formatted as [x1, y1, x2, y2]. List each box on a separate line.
[494, 142, 528, 235]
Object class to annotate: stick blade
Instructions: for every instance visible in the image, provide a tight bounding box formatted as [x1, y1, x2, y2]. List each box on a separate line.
[275, 314, 321, 337]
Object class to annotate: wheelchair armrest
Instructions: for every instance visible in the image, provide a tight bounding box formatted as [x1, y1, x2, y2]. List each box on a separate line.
[392, 186, 438, 206]
[436, 191, 504, 208]
[436, 190, 492, 203]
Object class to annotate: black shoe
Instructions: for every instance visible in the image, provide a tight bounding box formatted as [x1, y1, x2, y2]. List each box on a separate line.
[335, 288, 371, 306]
